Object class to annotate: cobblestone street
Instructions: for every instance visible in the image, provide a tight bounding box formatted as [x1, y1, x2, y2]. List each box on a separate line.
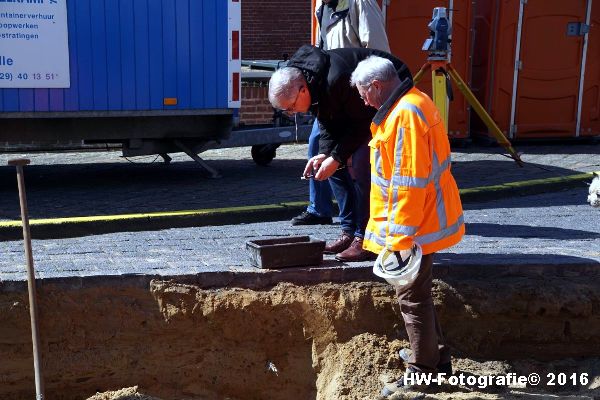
[1, 188, 598, 281]
[1, 142, 598, 221]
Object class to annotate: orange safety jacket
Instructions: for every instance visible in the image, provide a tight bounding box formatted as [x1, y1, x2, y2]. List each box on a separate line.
[363, 86, 465, 255]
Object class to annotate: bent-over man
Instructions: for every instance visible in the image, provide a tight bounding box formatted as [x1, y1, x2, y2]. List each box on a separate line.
[292, 0, 390, 228]
[269, 45, 412, 262]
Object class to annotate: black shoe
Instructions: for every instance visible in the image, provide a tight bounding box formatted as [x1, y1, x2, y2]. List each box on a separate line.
[399, 348, 453, 375]
[380, 367, 428, 397]
[437, 361, 453, 376]
[291, 211, 333, 226]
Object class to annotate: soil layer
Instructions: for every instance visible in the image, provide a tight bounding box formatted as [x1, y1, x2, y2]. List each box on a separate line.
[1, 276, 599, 399]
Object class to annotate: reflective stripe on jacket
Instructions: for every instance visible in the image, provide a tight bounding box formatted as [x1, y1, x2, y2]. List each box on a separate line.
[363, 86, 465, 255]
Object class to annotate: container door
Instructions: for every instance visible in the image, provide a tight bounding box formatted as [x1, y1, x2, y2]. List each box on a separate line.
[387, 0, 472, 138]
[512, 0, 588, 138]
[580, 1, 600, 137]
[469, 0, 499, 137]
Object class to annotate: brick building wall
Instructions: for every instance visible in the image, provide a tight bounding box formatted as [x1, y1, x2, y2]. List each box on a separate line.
[240, 0, 312, 125]
[242, 0, 312, 60]
[239, 84, 274, 126]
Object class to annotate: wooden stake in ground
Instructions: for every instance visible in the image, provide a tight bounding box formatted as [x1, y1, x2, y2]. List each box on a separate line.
[8, 158, 45, 400]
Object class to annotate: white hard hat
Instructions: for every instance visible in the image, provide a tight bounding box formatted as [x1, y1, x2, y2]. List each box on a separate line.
[373, 244, 422, 287]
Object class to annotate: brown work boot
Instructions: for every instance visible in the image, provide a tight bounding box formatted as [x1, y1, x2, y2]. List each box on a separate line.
[335, 237, 377, 262]
[324, 232, 353, 254]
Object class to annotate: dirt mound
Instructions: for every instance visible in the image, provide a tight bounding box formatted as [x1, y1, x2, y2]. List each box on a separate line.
[316, 333, 406, 399]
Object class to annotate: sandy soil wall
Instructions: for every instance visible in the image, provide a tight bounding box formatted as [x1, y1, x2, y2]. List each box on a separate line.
[1, 275, 599, 399]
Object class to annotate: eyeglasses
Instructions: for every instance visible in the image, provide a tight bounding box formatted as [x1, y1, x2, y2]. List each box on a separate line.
[282, 85, 303, 113]
[359, 83, 372, 101]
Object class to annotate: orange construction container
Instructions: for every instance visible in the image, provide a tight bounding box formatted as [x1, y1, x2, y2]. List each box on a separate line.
[310, 0, 473, 139]
[472, 0, 600, 139]
[386, 0, 473, 139]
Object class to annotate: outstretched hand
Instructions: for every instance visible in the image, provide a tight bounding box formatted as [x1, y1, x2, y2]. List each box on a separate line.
[315, 156, 341, 180]
[303, 154, 340, 181]
[303, 154, 327, 179]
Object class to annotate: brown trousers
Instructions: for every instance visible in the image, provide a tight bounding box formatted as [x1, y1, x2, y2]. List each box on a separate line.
[396, 253, 450, 373]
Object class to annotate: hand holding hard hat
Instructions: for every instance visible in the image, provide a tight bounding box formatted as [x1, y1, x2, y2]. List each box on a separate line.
[373, 243, 422, 287]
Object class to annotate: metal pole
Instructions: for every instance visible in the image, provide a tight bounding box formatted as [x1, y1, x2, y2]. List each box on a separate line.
[576, 0, 593, 137]
[432, 69, 449, 129]
[509, 0, 526, 139]
[8, 158, 45, 400]
[382, 0, 389, 29]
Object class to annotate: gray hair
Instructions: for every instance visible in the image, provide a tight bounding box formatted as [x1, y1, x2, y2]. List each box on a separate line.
[350, 56, 397, 88]
[268, 67, 305, 109]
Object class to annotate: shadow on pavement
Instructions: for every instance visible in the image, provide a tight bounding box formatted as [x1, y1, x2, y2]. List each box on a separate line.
[0, 155, 593, 221]
[464, 187, 589, 210]
[452, 141, 599, 156]
[435, 253, 600, 269]
[465, 223, 600, 240]
[0, 159, 308, 220]
[451, 160, 585, 189]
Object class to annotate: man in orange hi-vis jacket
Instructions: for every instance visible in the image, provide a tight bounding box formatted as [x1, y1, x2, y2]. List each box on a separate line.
[350, 56, 465, 397]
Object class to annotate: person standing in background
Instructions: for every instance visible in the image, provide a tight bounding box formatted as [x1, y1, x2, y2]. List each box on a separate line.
[291, 0, 390, 262]
[316, 0, 390, 52]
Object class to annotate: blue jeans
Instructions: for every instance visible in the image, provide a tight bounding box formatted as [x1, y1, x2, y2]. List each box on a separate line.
[328, 140, 370, 238]
[307, 120, 334, 217]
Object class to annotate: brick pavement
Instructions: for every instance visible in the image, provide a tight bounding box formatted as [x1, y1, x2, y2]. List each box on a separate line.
[1, 188, 599, 283]
[0, 142, 598, 222]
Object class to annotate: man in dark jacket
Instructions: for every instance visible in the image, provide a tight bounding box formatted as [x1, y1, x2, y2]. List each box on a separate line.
[268, 45, 412, 261]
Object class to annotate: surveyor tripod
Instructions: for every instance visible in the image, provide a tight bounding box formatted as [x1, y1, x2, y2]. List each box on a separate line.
[413, 56, 523, 167]
[416, 6, 522, 165]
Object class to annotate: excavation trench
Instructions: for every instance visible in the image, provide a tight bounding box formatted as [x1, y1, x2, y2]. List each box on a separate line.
[1, 273, 600, 399]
